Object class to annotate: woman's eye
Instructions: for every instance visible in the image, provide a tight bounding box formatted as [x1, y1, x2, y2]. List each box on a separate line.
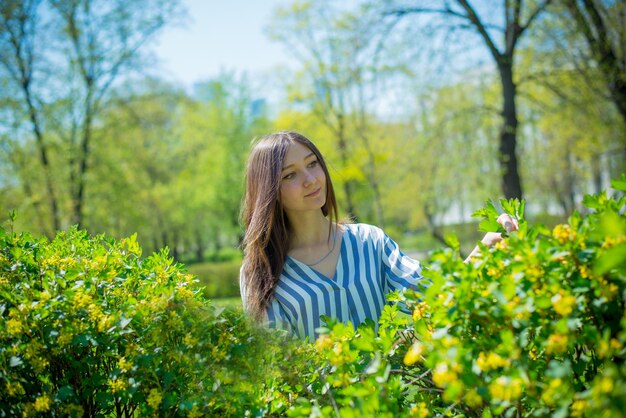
[283, 172, 295, 180]
[308, 160, 318, 168]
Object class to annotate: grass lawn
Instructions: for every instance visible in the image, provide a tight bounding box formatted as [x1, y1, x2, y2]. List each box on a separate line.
[210, 296, 242, 310]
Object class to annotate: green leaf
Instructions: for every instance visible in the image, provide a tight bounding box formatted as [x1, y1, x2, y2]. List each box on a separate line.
[55, 385, 76, 401]
[611, 174, 626, 191]
[594, 243, 626, 275]
[500, 199, 514, 216]
[583, 194, 603, 210]
[444, 233, 460, 252]
[479, 219, 501, 233]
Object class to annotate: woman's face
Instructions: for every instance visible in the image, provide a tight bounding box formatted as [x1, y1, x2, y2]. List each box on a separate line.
[279, 142, 327, 214]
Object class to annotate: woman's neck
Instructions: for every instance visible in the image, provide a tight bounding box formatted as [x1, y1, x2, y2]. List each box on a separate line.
[286, 210, 332, 250]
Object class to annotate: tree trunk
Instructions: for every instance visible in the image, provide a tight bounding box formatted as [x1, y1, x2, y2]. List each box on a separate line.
[24, 92, 61, 233]
[195, 230, 205, 262]
[336, 114, 358, 220]
[359, 131, 384, 227]
[72, 82, 95, 228]
[498, 61, 523, 199]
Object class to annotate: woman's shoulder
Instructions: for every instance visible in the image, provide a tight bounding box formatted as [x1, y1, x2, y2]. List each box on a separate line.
[342, 222, 386, 241]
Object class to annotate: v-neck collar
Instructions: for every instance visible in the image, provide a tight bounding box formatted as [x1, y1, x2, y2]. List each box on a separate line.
[286, 225, 347, 281]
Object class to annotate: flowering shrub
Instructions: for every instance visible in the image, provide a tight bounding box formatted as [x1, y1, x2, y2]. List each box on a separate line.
[0, 226, 274, 416]
[274, 179, 626, 417]
[1, 178, 624, 417]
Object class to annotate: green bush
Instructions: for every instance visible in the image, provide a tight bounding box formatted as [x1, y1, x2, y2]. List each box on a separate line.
[273, 179, 626, 417]
[2, 178, 624, 417]
[0, 227, 273, 416]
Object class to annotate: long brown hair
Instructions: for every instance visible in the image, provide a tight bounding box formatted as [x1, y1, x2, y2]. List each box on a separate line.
[240, 131, 338, 320]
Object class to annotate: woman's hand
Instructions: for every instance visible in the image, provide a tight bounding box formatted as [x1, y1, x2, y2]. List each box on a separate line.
[465, 213, 519, 262]
[481, 213, 519, 246]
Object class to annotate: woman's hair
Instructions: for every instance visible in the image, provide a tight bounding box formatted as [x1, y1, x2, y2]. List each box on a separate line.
[240, 131, 338, 320]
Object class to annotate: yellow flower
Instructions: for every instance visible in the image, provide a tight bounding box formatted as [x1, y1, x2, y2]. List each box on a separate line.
[412, 302, 428, 321]
[546, 333, 568, 355]
[598, 376, 614, 393]
[441, 336, 459, 348]
[464, 388, 483, 407]
[487, 267, 500, 277]
[552, 292, 576, 316]
[7, 318, 22, 335]
[409, 402, 429, 418]
[58, 330, 74, 347]
[314, 335, 333, 351]
[34, 395, 52, 412]
[177, 286, 194, 300]
[476, 352, 510, 372]
[606, 283, 619, 299]
[183, 334, 198, 348]
[73, 291, 92, 310]
[118, 357, 132, 373]
[489, 376, 523, 401]
[331, 372, 351, 388]
[98, 315, 113, 333]
[404, 342, 424, 366]
[570, 400, 587, 417]
[147, 388, 162, 409]
[29, 356, 49, 374]
[432, 362, 457, 388]
[610, 338, 622, 350]
[329, 342, 349, 367]
[5, 381, 25, 397]
[601, 235, 626, 250]
[525, 264, 543, 282]
[553, 224, 576, 244]
[108, 378, 128, 394]
[541, 378, 563, 406]
[61, 404, 84, 416]
[580, 265, 591, 279]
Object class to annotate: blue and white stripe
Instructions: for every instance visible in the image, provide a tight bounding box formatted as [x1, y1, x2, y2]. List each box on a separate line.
[255, 223, 427, 341]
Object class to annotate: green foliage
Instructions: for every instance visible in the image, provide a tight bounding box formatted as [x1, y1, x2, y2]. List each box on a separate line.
[2, 181, 625, 417]
[187, 259, 242, 299]
[0, 226, 273, 416]
[274, 186, 626, 417]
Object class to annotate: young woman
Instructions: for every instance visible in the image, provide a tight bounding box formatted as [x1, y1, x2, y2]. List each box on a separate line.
[239, 131, 517, 341]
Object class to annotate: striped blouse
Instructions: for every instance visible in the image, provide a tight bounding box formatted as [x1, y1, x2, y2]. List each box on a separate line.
[241, 223, 428, 341]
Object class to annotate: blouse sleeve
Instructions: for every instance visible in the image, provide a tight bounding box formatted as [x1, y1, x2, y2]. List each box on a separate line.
[380, 230, 429, 298]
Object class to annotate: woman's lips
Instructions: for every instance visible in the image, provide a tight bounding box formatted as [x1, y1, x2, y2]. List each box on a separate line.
[305, 188, 321, 198]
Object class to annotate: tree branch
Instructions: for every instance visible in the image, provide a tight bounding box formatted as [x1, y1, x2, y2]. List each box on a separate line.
[455, 0, 502, 60]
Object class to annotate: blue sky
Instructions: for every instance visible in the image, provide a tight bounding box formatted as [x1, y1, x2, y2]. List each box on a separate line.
[153, 0, 294, 88]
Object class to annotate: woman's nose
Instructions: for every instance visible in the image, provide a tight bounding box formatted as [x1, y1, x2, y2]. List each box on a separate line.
[303, 170, 315, 186]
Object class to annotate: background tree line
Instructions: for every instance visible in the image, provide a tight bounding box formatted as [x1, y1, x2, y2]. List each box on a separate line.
[1, 0, 624, 263]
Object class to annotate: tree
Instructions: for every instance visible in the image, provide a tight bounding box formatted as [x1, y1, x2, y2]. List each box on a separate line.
[49, 0, 182, 227]
[561, 0, 626, 123]
[383, 0, 554, 200]
[268, 0, 409, 224]
[0, 0, 182, 233]
[509, 6, 625, 210]
[0, 0, 60, 234]
[177, 75, 270, 260]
